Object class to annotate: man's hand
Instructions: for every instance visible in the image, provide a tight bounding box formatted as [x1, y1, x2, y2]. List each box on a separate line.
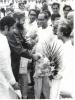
[12, 82, 20, 90]
[32, 53, 41, 61]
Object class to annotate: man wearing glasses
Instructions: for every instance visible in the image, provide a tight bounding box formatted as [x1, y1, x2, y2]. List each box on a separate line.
[63, 4, 72, 19]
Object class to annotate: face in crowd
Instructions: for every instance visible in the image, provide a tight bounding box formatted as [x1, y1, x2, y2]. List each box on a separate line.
[29, 9, 37, 23]
[18, 2, 25, 11]
[51, 3, 60, 14]
[13, 12, 25, 25]
[67, 11, 74, 29]
[63, 5, 72, 18]
[37, 12, 47, 28]
[57, 20, 72, 42]
[10, 3, 14, 9]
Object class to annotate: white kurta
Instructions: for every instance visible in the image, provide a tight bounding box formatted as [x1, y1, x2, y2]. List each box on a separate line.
[33, 26, 63, 99]
[35, 26, 53, 54]
[0, 33, 18, 99]
[25, 20, 38, 37]
[33, 26, 53, 99]
[60, 40, 75, 98]
[33, 26, 55, 77]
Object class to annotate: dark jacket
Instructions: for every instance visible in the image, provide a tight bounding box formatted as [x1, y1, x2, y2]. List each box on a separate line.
[6, 31, 32, 81]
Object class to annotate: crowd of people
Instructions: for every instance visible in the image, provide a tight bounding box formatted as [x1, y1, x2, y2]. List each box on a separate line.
[0, 0, 74, 99]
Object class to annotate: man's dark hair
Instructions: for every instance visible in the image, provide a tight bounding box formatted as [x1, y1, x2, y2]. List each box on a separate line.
[63, 5, 72, 11]
[0, 8, 5, 16]
[28, 9, 38, 18]
[42, 3, 48, 11]
[1, 8, 5, 13]
[51, 14, 60, 21]
[43, 11, 51, 20]
[13, 12, 25, 21]
[52, 2, 60, 8]
[0, 16, 16, 31]
[42, 3, 51, 18]
[23, 0, 27, 4]
[10, 3, 13, 6]
[18, 2, 24, 7]
[60, 24, 72, 37]
[42, 0, 47, 4]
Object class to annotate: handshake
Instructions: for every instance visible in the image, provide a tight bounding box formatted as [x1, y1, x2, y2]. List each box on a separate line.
[32, 53, 42, 61]
[26, 33, 38, 46]
[12, 82, 20, 90]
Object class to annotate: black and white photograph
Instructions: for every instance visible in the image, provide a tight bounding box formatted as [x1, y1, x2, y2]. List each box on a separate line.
[0, 0, 74, 99]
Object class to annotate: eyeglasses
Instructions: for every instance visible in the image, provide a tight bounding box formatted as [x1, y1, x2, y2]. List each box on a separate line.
[52, 7, 58, 9]
[38, 19, 45, 21]
[64, 7, 71, 11]
[30, 14, 36, 16]
[64, 9, 70, 11]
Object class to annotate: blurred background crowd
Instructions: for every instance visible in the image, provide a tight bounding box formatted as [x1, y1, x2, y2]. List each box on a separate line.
[0, 0, 74, 99]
